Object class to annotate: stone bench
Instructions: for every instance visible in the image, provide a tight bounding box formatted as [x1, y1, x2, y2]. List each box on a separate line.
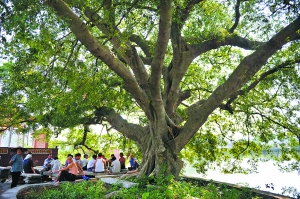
[88, 169, 127, 176]
[21, 173, 43, 184]
[0, 166, 11, 178]
[100, 177, 137, 188]
[42, 171, 58, 177]
[95, 174, 124, 179]
[42, 171, 83, 181]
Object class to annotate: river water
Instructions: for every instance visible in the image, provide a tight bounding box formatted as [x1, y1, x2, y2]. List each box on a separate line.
[183, 160, 300, 198]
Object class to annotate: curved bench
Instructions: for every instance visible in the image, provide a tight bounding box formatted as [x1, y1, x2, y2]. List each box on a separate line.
[21, 173, 43, 184]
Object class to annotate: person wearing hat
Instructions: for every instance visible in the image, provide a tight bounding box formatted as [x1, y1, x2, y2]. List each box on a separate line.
[9, 146, 27, 188]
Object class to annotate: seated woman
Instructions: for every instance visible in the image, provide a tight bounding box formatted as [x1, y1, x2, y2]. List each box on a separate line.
[54, 156, 84, 185]
[23, 153, 39, 174]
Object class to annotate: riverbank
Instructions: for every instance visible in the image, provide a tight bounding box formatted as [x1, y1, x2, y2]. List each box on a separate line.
[183, 160, 300, 198]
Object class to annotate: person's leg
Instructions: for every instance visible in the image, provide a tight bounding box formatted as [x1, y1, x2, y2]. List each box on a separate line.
[11, 172, 21, 188]
[58, 170, 68, 182]
[58, 171, 76, 182]
[64, 173, 76, 181]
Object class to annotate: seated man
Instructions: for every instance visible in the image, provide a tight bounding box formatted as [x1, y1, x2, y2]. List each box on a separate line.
[107, 156, 121, 174]
[54, 156, 84, 185]
[73, 153, 83, 168]
[43, 154, 53, 171]
[107, 154, 115, 167]
[94, 153, 106, 173]
[50, 157, 62, 173]
[86, 155, 97, 172]
[128, 155, 139, 171]
[119, 152, 126, 169]
[81, 154, 89, 171]
[64, 154, 73, 167]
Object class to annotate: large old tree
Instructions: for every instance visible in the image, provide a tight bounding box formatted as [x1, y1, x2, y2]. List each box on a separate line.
[0, 0, 300, 178]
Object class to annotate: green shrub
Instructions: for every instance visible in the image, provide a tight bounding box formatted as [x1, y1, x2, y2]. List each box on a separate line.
[20, 176, 259, 199]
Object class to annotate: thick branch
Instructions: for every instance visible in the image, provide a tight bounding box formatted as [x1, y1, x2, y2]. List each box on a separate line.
[74, 125, 89, 147]
[149, 0, 172, 95]
[148, 0, 172, 128]
[174, 0, 204, 30]
[165, 1, 204, 114]
[129, 34, 152, 58]
[175, 15, 300, 154]
[165, 35, 263, 115]
[190, 35, 264, 59]
[83, 6, 151, 102]
[222, 59, 300, 112]
[94, 106, 146, 146]
[45, 0, 152, 118]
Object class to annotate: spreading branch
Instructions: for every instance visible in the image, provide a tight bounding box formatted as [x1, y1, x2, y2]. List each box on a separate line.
[190, 35, 264, 59]
[94, 106, 146, 146]
[229, 0, 241, 33]
[221, 59, 300, 113]
[45, 0, 152, 119]
[176, 15, 300, 154]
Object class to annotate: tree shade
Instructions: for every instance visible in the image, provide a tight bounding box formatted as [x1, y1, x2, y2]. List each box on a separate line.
[0, 0, 300, 178]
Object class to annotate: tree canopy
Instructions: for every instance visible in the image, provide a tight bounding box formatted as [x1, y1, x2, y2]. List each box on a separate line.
[0, 0, 300, 178]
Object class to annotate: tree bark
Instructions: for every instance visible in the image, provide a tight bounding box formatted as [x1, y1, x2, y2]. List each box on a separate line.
[139, 126, 182, 179]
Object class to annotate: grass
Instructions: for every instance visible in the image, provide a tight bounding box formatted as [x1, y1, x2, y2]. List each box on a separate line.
[17, 175, 266, 199]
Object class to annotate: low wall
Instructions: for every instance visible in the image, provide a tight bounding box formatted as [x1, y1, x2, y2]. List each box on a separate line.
[0, 147, 58, 167]
[182, 175, 294, 199]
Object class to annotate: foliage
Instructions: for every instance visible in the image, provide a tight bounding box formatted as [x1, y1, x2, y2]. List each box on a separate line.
[18, 177, 264, 199]
[281, 186, 300, 199]
[19, 180, 110, 199]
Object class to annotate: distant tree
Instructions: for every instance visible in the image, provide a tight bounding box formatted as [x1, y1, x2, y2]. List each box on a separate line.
[0, 0, 300, 178]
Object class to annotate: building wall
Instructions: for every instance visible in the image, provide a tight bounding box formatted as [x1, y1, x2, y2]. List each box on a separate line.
[0, 147, 58, 167]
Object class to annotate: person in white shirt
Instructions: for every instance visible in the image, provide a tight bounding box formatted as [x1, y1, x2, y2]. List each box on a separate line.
[73, 153, 83, 167]
[108, 156, 121, 174]
[87, 155, 97, 172]
[50, 157, 62, 173]
[43, 154, 53, 171]
[94, 153, 106, 173]
[81, 154, 89, 170]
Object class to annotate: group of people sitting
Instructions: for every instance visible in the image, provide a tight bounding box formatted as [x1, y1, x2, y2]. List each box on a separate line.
[86, 152, 126, 174]
[23, 152, 140, 185]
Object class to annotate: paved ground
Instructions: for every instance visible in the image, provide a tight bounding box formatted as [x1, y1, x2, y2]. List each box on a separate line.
[0, 179, 12, 199]
[0, 177, 135, 199]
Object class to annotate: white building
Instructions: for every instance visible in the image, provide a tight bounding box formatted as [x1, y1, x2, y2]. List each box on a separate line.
[0, 127, 34, 147]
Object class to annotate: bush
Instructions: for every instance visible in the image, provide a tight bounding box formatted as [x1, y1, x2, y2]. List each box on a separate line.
[18, 176, 260, 199]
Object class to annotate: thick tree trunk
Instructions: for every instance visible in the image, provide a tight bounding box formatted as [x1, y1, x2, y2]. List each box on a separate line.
[138, 128, 183, 179]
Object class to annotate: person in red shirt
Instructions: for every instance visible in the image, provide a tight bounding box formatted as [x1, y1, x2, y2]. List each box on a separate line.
[119, 152, 126, 169]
